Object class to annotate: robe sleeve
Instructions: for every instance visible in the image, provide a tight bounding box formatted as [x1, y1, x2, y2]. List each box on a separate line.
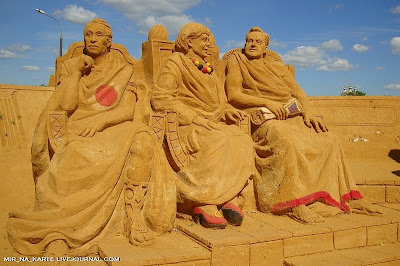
[152, 59, 199, 125]
[269, 61, 312, 112]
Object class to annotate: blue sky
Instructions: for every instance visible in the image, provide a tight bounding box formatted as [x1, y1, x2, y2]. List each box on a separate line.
[1, 0, 399, 96]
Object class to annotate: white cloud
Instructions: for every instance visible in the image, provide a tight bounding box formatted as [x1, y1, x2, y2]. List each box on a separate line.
[269, 40, 287, 49]
[224, 40, 245, 50]
[390, 5, 400, 14]
[317, 58, 354, 71]
[140, 14, 193, 36]
[375, 66, 385, 71]
[384, 83, 400, 89]
[102, 0, 201, 35]
[54, 5, 97, 24]
[329, 4, 344, 13]
[46, 67, 55, 72]
[353, 44, 369, 52]
[390, 37, 400, 54]
[282, 45, 353, 71]
[8, 44, 32, 52]
[0, 49, 18, 59]
[0, 44, 32, 59]
[282, 46, 325, 68]
[362, 36, 368, 42]
[204, 17, 212, 26]
[321, 39, 343, 51]
[21, 65, 40, 71]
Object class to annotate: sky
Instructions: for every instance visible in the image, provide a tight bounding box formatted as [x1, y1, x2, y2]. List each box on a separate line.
[0, 0, 399, 96]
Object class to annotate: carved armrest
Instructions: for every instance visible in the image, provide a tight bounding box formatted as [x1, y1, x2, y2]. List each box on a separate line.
[47, 111, 67, 152]
[150, 111, 189, 171]
[236, 115, 251, 135]
[150, 111, 251, 171]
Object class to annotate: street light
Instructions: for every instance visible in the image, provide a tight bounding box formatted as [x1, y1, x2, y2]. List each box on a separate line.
[35, 8, 63, 57]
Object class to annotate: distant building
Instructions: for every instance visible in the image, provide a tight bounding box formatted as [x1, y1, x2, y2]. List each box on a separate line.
[341, 83, 365, 96]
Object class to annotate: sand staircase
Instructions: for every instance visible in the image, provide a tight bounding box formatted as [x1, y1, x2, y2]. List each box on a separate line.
[97, 203, 400, 266]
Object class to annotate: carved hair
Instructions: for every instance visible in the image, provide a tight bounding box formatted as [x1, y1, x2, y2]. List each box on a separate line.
[84, 18, 113, 39]
[175, 23, 211, 54]
[245, 26, 269, 48]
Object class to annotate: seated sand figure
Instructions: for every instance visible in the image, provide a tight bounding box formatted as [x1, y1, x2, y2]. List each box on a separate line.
[152, 22, 255, 229]
[7, 18, 175, 256]
[225, 27, 381, 223]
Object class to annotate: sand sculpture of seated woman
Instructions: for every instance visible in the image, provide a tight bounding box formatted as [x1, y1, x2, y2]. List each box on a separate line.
[152, 23, 255, 229]
[7, 18, 175, 256]
[225, 26, 382, 223]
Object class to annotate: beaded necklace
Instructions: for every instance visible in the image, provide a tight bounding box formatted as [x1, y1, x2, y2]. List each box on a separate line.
[191, 58, 214, 74]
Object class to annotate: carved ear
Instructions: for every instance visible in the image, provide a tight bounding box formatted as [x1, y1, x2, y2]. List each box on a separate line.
[187, 38, 193, 49]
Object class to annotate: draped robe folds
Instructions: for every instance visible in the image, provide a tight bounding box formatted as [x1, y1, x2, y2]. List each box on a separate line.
[230, 53, 362, 213]
[7, 51, 175, 256]
[152, 53, 255, 208]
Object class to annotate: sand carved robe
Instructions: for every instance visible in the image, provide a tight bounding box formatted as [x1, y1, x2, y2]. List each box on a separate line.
[152, 53, 254, 209]
[8, 51, 175, 255]
[229, 53, 362, 213]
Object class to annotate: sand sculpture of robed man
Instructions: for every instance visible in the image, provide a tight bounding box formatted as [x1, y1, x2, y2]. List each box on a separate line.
[152, 23, 255, 229]
[225, 27, 382, 223]
[7, 18, 175, 256]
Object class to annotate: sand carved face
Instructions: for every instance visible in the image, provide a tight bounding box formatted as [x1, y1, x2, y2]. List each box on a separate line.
[188, 33, 211, 59]
[244, 31, 267, 60]
[84, 23, 111, 58]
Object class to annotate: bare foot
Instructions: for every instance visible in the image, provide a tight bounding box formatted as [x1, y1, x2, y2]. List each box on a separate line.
[124, 185, 155, 246]
[348, 199, 384, 215]
[128, 213, 155, 246]
[45, 240, 69, 256]
[290, 205, 325, 223]
[308, 202, 343, 217]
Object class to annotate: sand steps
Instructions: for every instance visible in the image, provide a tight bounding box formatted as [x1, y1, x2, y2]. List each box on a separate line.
[284, 243, 400, 266]
[97, 204, 400, 265]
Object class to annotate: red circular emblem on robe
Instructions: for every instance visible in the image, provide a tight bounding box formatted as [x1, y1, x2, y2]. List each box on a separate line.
[95, 84, 118, 106]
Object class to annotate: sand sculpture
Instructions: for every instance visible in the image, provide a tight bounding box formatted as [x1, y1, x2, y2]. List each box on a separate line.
[6, 20, 385, 257]
[152, 23, 255, 229]
[224, 26, 382, 223]
[7, 18, 176, 256]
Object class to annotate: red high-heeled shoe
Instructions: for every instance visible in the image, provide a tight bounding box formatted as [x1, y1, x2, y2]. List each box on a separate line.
[193, 206, 227, 229]
[221, 202, 244, 226]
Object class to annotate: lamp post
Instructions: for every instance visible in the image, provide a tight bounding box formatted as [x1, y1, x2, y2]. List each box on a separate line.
[35, 8, 63, 57]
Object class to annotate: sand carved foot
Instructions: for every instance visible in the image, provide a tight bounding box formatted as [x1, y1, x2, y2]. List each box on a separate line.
[124, 183, 155, 246]
[44, 239, 70, 256]
[349, 199, 384, 215]
[289, 205, 325, 224]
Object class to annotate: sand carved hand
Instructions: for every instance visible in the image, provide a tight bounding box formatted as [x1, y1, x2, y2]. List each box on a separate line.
[265, 100, 288, 120]
[222, 108, 245, 123]
[192, 116, 220, 131]
[303, 112, 328, 133]
[77, 120, 105, 137]
[76, 54, 94, 76]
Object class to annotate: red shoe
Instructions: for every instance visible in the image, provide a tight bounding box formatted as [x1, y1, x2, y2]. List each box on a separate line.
[221, 202, 244, 226]
[193, 206, 227, 229]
